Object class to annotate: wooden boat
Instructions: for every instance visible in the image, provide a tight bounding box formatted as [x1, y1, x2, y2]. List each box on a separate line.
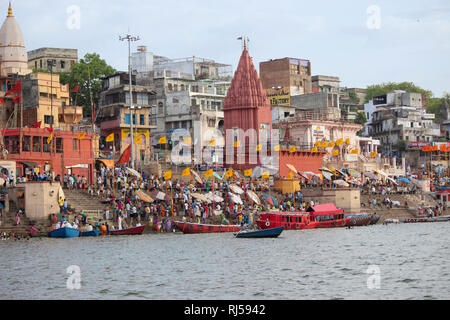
[256, 203, 350, 230]
[173, 221, 241, 234]
[369, 215, 381, 225]
[399, 215, 450, 223]
[309, 204, 351, 228]
[345, 213, 373, 226]
[234, 226, 284, 238]
[109, 225, 146, 235]
[257, 212, 318, 230]
[80, 230, 100, 237]
[49, 227, 80, 238]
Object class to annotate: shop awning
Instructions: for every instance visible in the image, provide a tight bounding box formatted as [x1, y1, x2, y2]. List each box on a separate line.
[65, 164, 89, 169]
[19, 161, 40, 167]
[96, 159, 114, 169]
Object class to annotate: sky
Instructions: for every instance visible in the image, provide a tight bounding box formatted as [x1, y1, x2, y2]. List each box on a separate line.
[8, 0, 450, 97]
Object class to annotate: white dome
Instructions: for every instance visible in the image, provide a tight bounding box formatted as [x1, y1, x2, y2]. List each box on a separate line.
[0, 4, 30, 75]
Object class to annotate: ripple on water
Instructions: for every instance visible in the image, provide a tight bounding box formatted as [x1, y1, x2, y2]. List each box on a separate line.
[2, 222, 450, 299]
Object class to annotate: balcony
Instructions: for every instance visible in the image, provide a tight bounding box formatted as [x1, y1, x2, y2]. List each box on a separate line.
[58, 105, 83, 124]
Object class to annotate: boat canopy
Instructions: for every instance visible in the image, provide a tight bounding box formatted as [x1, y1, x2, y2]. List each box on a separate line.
[311, 203, 339, 213]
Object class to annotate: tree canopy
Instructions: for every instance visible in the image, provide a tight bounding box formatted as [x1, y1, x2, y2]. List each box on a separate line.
[364, 82, 433, 103]
[60, 53, 116, 118]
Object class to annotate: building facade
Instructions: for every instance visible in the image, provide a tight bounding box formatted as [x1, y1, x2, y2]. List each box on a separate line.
[364, 90, 439, 156]
[259, 57, 312, 106]
[27, 47, 78, 73]
[97, 72, 157, 162]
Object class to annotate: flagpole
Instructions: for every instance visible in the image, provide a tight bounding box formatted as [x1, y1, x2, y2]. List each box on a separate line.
[165, 141, 167, 195]
[171, 176, 173, 217]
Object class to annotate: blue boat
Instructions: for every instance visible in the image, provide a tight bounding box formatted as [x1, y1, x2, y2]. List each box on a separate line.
[234, 226, 284, 238]
[80, 230, 100, 237]
[49, 227, 80, 238]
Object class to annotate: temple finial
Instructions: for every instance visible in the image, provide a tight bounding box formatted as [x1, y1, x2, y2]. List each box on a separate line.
[8, 2, 13, 17]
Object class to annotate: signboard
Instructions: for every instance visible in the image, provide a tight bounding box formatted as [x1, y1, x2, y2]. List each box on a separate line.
[312, 125, 325, 141]
[344, 154, 358, 162]
[121, 129, 150, 140]
[266, 86, 290, 106]
[408, 142, 430, 150]
[373, 95, 387, 105]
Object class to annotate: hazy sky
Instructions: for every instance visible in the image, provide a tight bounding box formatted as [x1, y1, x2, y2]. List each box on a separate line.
[8, 0, 450, 97]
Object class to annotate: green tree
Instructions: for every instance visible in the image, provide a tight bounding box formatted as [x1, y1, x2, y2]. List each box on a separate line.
[348, 91, 360, 104]
[355, 111, 367, 125]
[364, 82, 433, 103]
[426, 93, 450, 123]
[60, 53, 116, 118]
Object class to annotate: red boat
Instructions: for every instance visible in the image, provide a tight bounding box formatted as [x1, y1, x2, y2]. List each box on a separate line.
[109, 225, 146, 235]
[173, 221, 241, 234]
[256, 203, 350, 230]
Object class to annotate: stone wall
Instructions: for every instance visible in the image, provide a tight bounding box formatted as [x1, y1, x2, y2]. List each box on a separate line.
[301, 188, 361, 213]
[16, 182, 61, 221]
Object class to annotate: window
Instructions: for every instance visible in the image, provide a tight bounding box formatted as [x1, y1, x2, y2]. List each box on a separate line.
[56, 138, 63, 153]
[32, 136, 41, 152]
[44, 115, 54, 125]
[158, 102, 164, 114]
[60, 60, 66, 69]
[124, 113, 130, 125]
[140, 114, 145, 125]
[34, 61, 37, 69]
[73, 138, 78, 151]
[43, 138, 51, 153]
[22, 136, 31, 152]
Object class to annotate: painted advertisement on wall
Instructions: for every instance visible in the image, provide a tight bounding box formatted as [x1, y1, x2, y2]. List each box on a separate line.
[265, 86, 290, 106]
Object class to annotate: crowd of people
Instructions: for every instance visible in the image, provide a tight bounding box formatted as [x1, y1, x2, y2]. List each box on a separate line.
[3, 161, 450, 237]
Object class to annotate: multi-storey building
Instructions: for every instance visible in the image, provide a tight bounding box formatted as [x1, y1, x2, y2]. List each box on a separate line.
[259, 57, 312, 106]
[364, 91, 439, 157]
[27, 47, 78, 73]
[129, 46, 231, 149]
[0, 3, 94, 183]
[97, 72, 157, 162]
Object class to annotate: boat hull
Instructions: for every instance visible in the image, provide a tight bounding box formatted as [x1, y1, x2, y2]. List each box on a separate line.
[345, 213, 373, 226]
[110, 225, 146, 235]
[49, 227, 80, 238]
[234, 227, 284, 238]
[369, 215, 381, 225]
[399, 215, 450, 223]
[174, 221, 241, 234]
[81, 230, 100, 237]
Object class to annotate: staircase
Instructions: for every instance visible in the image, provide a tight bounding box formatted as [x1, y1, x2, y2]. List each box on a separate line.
[0, 201, 51, 237]
[63, 189, 107, 223]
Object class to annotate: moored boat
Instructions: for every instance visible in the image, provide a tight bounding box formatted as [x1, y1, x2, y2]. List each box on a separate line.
[173, 221, 241, 234]
[80, 230, 100, 237]
[345, 213, 373, 226]
[399, 215, 450, 223]
[257, 203, 350, 230]
[234, 226, 284, 238]
[109, 225, 146, 235]
[49, 227, 80, 238]
[369, 215, 381, 225]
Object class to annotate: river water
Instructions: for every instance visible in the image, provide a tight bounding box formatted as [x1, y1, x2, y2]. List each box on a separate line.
[1, 222, 450, 300]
